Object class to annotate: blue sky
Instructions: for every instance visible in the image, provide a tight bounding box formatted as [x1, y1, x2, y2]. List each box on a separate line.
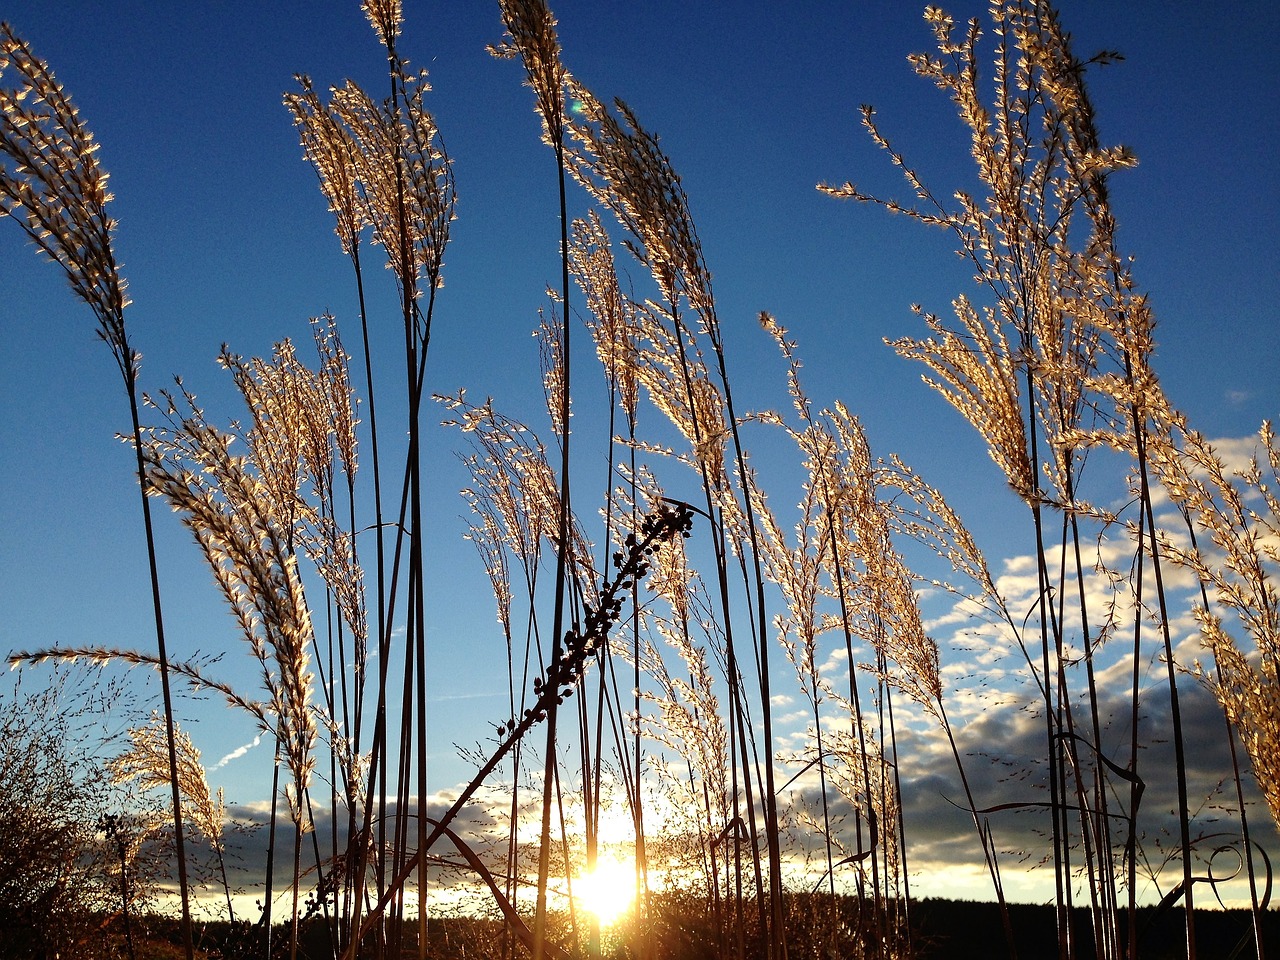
[2, 0, 1277, 909]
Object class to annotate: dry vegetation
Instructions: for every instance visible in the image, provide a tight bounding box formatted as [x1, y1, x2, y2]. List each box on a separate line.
[1, 2, 1276, 959]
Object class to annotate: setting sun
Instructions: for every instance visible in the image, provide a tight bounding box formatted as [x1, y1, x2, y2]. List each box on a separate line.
[576, 858, 637, 928]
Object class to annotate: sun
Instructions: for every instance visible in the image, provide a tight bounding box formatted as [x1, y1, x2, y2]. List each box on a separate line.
[576, 857, 637, 928]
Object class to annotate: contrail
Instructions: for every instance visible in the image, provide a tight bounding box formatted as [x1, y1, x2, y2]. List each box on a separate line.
[213, 734, 262, 769]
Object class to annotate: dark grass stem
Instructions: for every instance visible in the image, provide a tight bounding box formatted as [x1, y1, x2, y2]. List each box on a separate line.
[126, 383, 196, 960]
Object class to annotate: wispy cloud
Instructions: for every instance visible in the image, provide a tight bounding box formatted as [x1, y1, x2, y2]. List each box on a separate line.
[429, 691, 501, 702]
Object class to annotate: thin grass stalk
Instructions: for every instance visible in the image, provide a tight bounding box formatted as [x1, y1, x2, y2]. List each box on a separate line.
[574, 212, 652, 948]
[881, 663, 911, 956]
[353, 6, 455, 950]
[489, 4, 575, 953]
[586, 300, 622, 928]
[579, 653, 599, 956]
[349, 11, 441, 949]
[829, 541, 885, 951]
[1182, 517, 1267, 959]
[821, 7, 1176, 952]
[644, 534, 727, 947]
[1022, 362, 1071, 959]
[266, 746, 282, 959]
[278, 89, 378, 940]
[1064, 472, 1121, 960]
[874, 660, 892, 943]
[552, 759, 581, 949]
[346, 431, 428, 952]
[1052, 515, 1105, 960]
[656, 291, 763, 943]
[1126, 518, 1144, 960]
[290, 805, 303, 960]
[625, 453, 652, 955]
[812, 702, 836, 905]
[126, 386, 196, 960]
[349, 452, 417, 958]
[939, 700, 1017, 956]
[706, 338, 788, 960]
[394, 575, 415, 957]
[1130, 387, 1196, 957]
[300, 786, 339, 960]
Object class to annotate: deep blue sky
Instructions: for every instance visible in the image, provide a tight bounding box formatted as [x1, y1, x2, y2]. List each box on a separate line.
[2, 1, 1277, 904]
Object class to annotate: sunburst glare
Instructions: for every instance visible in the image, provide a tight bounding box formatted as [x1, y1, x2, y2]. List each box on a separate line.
[576, 857, 636, 928]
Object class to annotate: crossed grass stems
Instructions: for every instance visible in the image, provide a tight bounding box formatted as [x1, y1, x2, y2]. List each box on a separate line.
[3, 1, 1278, 959]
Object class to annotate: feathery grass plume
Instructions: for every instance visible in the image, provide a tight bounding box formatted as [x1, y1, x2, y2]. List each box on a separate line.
[464, 504, 515, 662]
[172, 327, 368, 952]
[287, 72, 387, 855]
[441, 392, 598, 595]
[1148, 418, 1280, 832]
[536, 298, 570, 443]
[891, 300, 1035, 500]
[314, 310, 361, 487]
[564, 83, 716, 344]
[492, 0, 567, 150]
[297, 26, 456, 960]
[141, 383, 319, 804]
[110, 716, 225, 849]
[362, 0, 403, 52]
[740, 342, 840, 910]
[571, 210, 640, 430]
[620, 471, 732, 831]
[7, 645, 273, 730]
[0, 23, 128, 367]
[324, 14, 454, 957]
[325, 74, 454, 305]
[110, 715, 237, 920]
[641, 618, 731, 884]
[816, 388, 1017, 946]
[758, 314, 919, 948]
[570, 210, 660, 952]
[285, 78, 367, 259]
[1196, 611, 1280, 825]
[224, 318, 368, 943]
[822, 0, 1133, 509]
[627, 299, 730, 491]
[0, 25, 196, 953]
[879, 453, 1056, 690]
[804, 396, 945, 724]
[445, 389, 597, 956]
[142, 376, 332, 960]
[454, 412, 560, 931]
[220, 323, 367, 674]
[845, 437, 1023, 951]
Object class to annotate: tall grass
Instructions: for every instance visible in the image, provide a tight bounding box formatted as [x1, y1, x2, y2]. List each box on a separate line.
[0, 23, 195, 959]
[3, 2, 1276, 959]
